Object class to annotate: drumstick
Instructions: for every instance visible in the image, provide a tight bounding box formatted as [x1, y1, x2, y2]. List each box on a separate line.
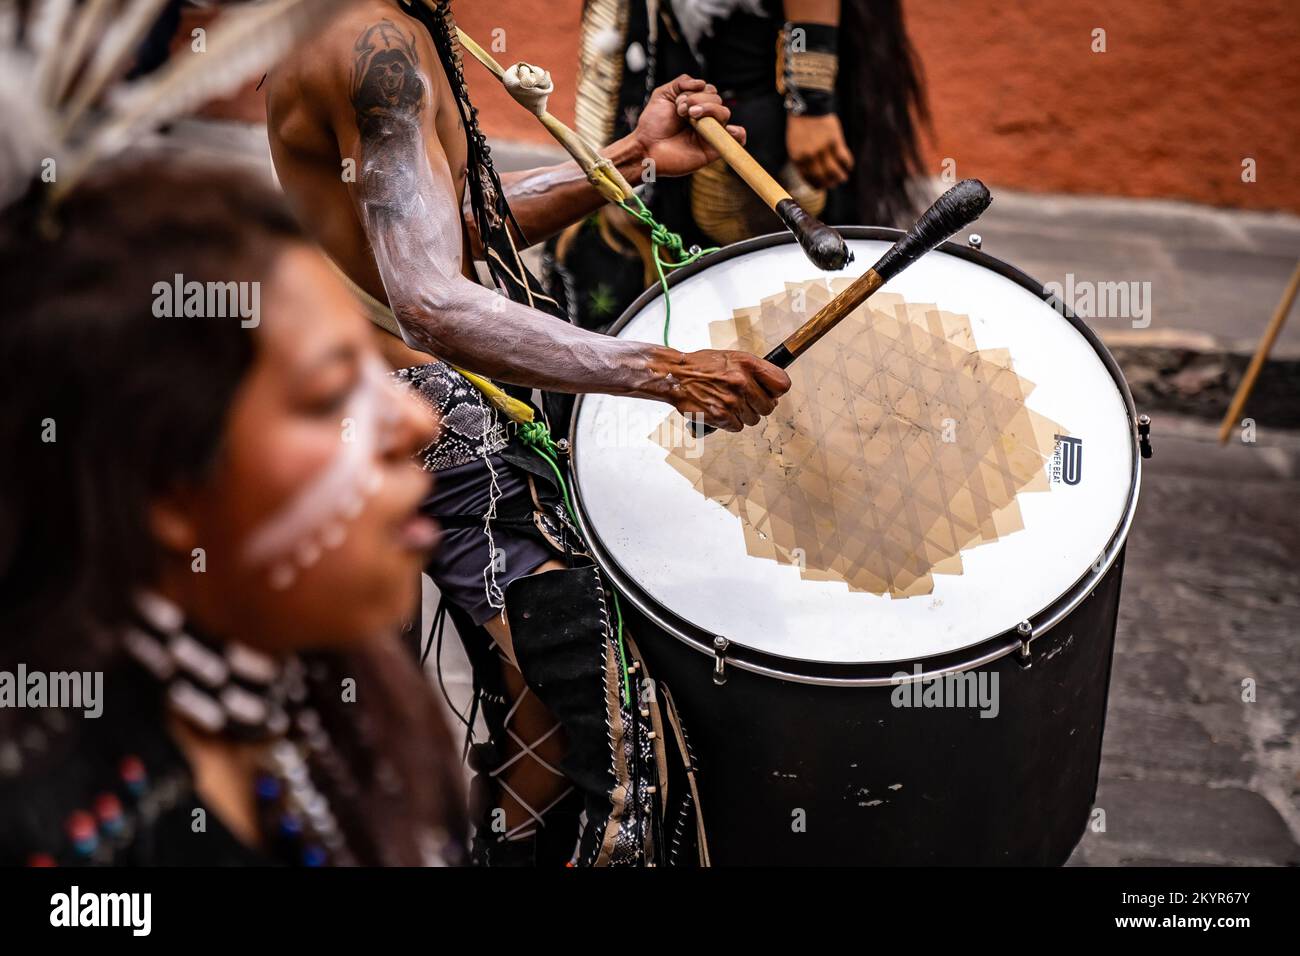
[690, 178, 992, 436]
[1216, 258, 1300, 444]
[690, 114, 852, 272]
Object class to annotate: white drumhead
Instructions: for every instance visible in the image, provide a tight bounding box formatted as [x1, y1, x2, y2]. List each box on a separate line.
[573, 237, 1135, 664]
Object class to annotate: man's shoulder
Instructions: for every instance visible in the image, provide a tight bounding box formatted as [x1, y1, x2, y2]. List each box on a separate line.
[274, 1, 437, 100]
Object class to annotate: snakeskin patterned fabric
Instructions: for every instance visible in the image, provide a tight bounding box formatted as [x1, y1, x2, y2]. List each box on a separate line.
[393, 362, 510, 472]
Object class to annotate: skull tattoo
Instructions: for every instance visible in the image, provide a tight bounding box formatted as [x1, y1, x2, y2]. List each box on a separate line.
[351, 21, 426, 135]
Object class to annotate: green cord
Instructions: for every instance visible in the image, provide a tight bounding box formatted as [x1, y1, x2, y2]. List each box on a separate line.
[517, 421, 574, 518]
[617, 194, 718, 346]
[518, 420, 632, 707]
[509, 202, 714, 709]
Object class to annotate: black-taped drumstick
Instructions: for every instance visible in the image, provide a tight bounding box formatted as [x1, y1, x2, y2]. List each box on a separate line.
[690, 178, 993, 437]
[690, 115, 852, 271]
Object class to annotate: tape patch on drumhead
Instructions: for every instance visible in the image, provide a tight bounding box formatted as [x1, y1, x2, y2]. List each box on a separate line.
[650, 281, 1066, 598]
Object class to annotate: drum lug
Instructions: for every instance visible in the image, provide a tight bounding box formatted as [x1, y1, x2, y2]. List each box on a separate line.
[1016, 621, 1034, 668]
[1137, 414, 1153, 459]
[712, 636, 730, 686]
[967, 233, 982, 250]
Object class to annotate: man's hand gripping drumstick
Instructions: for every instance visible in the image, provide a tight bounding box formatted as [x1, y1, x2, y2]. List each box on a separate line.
[690, 179, 993, 436]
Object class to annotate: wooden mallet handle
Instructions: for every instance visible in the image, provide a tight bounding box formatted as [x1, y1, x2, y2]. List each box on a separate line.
[691, 114, 852, 271]
[690, 179, 993, 437]
[1216, 258, 1300, 444]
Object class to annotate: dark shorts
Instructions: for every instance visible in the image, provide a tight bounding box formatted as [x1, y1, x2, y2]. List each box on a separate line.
[421, 455, 555, 626]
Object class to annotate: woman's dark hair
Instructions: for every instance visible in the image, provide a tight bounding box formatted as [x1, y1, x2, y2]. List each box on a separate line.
[0, 158, 293, 653]
[0, 158, 465, 864]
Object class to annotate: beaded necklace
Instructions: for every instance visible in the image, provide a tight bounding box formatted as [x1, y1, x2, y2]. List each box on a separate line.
[120, 593, 359, 866]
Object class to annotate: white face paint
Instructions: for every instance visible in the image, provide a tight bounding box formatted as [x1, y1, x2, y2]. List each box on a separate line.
[241, 355, 403, 589]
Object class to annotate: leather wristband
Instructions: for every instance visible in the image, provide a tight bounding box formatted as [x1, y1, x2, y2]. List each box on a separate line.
[779, 22, 838, 117]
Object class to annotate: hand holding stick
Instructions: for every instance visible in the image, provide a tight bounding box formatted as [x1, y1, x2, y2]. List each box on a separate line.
[690, 179, 993, 437]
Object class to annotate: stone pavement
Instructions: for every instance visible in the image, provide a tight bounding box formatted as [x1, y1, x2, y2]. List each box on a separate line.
[1068, 414, 1299, 866]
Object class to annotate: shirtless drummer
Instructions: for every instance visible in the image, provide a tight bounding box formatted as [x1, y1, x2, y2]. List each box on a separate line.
[265, 0, 789, 864]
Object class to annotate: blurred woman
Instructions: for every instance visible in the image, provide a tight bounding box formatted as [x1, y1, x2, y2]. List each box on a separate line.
[0, 159, 467, 865]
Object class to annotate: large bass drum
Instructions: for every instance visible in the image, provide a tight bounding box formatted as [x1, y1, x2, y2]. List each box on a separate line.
[570, 228, 1141, 865]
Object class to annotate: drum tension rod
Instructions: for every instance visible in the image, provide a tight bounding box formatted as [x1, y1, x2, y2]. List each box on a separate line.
[712, 636, 730, 686]
[1138, 414, 1153, 459]
[1016, 621, 1034, 669]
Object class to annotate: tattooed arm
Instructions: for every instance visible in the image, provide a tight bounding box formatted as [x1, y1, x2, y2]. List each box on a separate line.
[343, 21, 788, 431]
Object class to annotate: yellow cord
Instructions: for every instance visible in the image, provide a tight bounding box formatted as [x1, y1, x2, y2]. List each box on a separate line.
[450, 366, 535, 424]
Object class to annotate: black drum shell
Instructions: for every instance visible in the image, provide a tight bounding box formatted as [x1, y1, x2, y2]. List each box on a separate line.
[631, 551, 1124, 865]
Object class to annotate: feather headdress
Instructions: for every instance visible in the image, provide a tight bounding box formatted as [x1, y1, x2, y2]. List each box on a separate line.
[0, 0, 354, 213]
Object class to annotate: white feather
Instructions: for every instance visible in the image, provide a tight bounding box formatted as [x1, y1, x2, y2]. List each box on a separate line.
[59, 0, 352, 201]
[0, 45, 58, 209]
[0, 0, 355, 211]
[52, 0, 117, 105]
[29, 0, 74, 103]
[61, 0, 172, 130]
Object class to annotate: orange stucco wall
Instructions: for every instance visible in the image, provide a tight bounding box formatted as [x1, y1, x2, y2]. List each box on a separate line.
[455, 0, 1300, 214]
